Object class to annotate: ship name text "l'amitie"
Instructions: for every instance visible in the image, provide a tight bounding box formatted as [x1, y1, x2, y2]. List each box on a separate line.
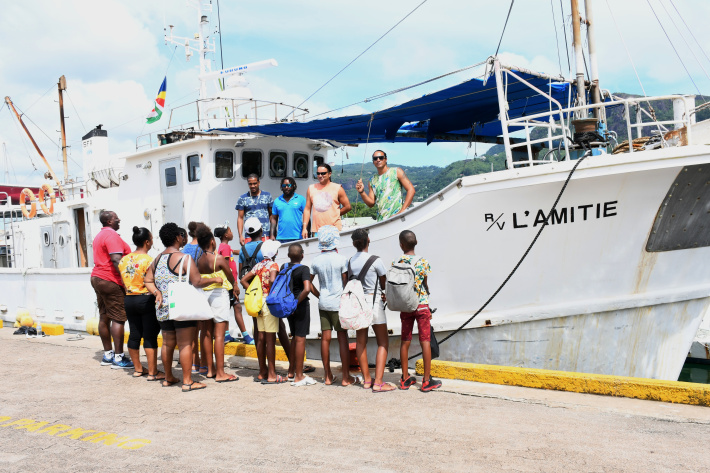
[484, 201, 618, 231]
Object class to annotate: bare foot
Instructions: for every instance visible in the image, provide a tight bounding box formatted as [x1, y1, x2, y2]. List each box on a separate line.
[324, 375, 338, 386]
[341, 375, 357, 386]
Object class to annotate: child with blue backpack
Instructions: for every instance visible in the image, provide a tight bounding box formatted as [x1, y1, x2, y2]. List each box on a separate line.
[271, 243, 314, 386]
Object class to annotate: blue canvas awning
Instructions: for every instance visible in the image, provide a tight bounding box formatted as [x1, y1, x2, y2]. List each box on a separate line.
[211, 70, 570, 144]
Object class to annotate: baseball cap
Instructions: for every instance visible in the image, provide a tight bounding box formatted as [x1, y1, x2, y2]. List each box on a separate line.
[245, 217, 262, 234]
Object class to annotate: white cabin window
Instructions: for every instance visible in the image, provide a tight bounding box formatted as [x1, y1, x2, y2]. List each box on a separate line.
[215, 150, 234, 179]
[293, 152, 309, 179]
[313, 155, 325, 180]
[269, 151, 287, 178]
[165, 167, 177, 187]
[187, 154, 201, 182]
[241, 150, 263, 178]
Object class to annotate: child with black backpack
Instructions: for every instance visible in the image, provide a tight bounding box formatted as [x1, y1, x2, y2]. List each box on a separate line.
[389, 230, 442, 392]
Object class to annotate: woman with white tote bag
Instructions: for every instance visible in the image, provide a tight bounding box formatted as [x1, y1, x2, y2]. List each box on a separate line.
[145, 223, 222, 393]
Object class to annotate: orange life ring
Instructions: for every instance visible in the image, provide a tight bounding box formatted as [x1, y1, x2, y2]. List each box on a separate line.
[20, 188, 37, 219]
[38, 183, 56, 215]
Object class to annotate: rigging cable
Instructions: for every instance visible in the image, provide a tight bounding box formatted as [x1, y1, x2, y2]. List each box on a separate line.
[668, 0, 710, 67]
[24, 83, 56, 114]
[494, 0, 515, 57]
[646, 0, 704, 98]
[63, 90, 86, 132]
[659, 0, 710, 88]
[282, 0, 429, 121]
[409, 152, 591, 360]
[309, 62, 487, 120]
[559, 0, 572, 75]
[550, 0, 563, 76]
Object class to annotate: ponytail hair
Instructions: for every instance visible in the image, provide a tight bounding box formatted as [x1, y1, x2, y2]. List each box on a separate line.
[132, 226, 151, 248]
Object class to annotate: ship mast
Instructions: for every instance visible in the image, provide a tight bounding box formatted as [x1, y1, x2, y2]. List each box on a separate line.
[57, 75, 69, 181]
[164, 0, 215, 129]
[584, 0, 602, 114]
[570, 0, 587, 112]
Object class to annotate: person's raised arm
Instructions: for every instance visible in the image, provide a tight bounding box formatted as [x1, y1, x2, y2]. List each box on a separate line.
[237, 209, 246, 246]
[337, 186, 351, 216]
[397, 168, 416, 214]
[302, 191, 312, 239]
[188, 255, 222, 288]
[356, 179, 376, 208]
[309, 274, 320, 298]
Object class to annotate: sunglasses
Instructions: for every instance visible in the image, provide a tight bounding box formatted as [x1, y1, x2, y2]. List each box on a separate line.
[281, 183, 293, 188]
[316, 171, 329, 176]
[372, 156, 386, 161]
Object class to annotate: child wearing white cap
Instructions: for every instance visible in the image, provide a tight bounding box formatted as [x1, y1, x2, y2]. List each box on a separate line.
[240, 239, 286, 384]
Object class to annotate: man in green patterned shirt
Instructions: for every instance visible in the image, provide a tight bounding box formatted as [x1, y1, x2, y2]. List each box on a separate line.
[355, 150, 416, 221]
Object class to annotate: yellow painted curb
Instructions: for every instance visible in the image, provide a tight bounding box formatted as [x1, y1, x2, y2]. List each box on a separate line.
[224, 342, 300, 362]
[124, 333, 168, 348]
[0, 320, 3, 328]
[33, 323, 64, 336]
[415, 359, 710, 407]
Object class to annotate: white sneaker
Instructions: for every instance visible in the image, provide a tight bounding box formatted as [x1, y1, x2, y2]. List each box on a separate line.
[292, 376, 317, 387]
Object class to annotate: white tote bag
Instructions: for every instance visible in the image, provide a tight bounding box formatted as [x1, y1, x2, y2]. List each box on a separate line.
[167, 255, 213, 321]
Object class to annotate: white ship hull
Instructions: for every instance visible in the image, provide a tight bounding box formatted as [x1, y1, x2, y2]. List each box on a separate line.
[3, 141, 710, 381]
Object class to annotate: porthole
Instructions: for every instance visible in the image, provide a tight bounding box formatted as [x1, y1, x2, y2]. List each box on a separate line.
[293, 152, 309, 179]
[269, 151, 287, 178]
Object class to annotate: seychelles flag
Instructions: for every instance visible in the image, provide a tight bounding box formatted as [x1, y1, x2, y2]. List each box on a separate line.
[146, 77, 167, 124]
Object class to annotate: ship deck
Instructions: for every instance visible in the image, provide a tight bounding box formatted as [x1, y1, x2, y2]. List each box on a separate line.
[1, 327, 709, 471]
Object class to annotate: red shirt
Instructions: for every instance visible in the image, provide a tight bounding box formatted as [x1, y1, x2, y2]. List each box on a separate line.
[91, 227, 131, 286]
[218, 243, 237, 277]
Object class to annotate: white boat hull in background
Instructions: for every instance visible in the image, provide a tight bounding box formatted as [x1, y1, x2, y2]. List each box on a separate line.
[3, 145, 710, 381]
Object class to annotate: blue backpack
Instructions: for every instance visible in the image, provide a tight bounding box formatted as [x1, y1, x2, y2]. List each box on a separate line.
[265, 263, 301, 318]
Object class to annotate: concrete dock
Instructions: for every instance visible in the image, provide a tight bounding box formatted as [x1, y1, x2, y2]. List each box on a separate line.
[1, 327, 709, 472]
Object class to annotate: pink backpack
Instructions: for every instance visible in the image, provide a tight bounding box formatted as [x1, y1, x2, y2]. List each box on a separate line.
[339, 256, 378, 330]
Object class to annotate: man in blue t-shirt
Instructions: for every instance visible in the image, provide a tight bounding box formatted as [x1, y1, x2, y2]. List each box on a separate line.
[270, 177, 306, 243]
[236, 173, 273, 246]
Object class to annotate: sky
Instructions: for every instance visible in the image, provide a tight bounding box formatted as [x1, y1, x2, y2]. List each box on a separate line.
[2, 0, 710, 185]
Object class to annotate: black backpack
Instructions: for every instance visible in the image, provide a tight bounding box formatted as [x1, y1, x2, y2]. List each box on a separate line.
[239, 242, 264, 279]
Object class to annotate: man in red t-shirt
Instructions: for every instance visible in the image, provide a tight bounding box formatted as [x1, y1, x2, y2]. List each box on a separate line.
[90, 211, 132, 369]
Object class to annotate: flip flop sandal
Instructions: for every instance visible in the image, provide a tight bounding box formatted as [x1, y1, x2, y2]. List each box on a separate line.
[205, 374, 216, 379]
[191, 364, 200, 374]
[261, 375, 288, 384]
[162, 379, 180, 387]
[325, 376, 338, 386]
[292, 376, 317, 387]
[216, 376, 239, 383]
[147, 372, 165, 382]
[363, 380, 373, 389]
[373, 382, 396, 393]
[303, 365, 316, 373]
[182, 382, 206, 392]
[198, 366, 209, 375]
[132, 371, 148, 378]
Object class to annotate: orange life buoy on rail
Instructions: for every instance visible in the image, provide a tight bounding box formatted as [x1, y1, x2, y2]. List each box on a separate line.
[38, 183, 56, 215]
[20, 188, 37, 219]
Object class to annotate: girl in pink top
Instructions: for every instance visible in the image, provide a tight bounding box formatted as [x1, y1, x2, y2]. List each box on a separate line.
[302, 163, 351, 238]
[214, 225, 254, 345]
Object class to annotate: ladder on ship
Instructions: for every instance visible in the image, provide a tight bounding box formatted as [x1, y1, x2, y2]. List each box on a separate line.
[0, 192, 20, 268]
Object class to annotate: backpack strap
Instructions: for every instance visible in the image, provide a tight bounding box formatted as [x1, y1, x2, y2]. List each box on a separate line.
[357, 255, 378, 284]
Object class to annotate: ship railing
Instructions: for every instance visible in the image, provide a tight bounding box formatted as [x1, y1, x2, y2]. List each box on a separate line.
[504, 95, 695, 169]
[136, 98, 309, 150]
[493, 60, 697, 169]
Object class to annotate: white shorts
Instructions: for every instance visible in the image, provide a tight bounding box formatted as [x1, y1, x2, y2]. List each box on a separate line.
[205, 288, 231, 323]
[367, 294, 387, 326]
